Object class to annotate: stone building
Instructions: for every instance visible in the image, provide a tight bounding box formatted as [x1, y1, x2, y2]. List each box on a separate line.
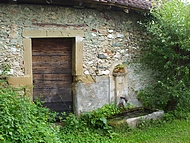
[0, 0, 155, 115]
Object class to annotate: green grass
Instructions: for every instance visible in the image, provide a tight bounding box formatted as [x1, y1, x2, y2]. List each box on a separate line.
[119, 119, 190, 143]
[60, 119, 190, 143]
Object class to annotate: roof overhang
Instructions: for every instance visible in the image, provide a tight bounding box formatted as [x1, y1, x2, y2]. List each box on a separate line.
[1, 0, 153, 12]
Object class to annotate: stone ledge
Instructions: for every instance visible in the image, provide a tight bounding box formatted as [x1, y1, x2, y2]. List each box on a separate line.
[8, 75, 32, 87]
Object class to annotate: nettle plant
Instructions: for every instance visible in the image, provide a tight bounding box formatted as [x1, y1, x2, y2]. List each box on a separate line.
[138, 0, 190, 115]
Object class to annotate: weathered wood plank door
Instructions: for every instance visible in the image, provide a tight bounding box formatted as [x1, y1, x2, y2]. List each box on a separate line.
[32, 38, 73, 113]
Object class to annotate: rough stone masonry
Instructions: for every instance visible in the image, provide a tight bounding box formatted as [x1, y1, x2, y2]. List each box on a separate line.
[0, 4, 155, 115]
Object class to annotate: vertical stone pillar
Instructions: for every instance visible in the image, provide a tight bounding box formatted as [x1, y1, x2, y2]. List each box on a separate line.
[113, 73, 126, 105]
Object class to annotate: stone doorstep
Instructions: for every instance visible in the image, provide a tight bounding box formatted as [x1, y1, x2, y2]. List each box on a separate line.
[126, 110, 164, 128]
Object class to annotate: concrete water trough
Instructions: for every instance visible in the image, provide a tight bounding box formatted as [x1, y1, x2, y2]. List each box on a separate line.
[108, 107, 164, 128]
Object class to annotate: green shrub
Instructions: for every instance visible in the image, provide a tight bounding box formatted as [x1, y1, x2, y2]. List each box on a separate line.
[138, 0, 190, 116]
[59, 103, 121, 136]
[80, 104, 121, 132]
[0, 84, 61, 143]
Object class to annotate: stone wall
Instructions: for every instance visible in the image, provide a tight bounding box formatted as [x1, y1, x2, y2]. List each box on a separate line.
[0, 4, 154, 114]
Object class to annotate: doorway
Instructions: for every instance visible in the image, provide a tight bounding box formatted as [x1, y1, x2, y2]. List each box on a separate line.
[32, 38, 73, 113]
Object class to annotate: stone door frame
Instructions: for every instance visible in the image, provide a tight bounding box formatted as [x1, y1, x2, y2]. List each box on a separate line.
[8, 29, 84, 112]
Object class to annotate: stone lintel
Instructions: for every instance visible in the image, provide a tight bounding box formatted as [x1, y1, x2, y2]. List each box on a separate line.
[23, 29, 84, 38]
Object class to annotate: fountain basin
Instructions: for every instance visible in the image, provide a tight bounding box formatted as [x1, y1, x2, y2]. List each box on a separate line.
[108, 107, 164, 128]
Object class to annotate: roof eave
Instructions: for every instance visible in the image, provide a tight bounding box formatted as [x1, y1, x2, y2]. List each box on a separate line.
[75, 0, 152, 12]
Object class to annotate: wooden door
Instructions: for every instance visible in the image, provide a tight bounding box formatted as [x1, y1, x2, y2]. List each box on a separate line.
[32, 38, 73, 113]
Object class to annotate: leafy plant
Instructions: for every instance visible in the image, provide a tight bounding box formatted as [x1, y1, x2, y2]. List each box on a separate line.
[138, 0, 190, 115]
[113, 64, 125, 73]
[81, 104, 121, 130]
[59, 103, 122, 135]
[0, 82, 61, 142]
